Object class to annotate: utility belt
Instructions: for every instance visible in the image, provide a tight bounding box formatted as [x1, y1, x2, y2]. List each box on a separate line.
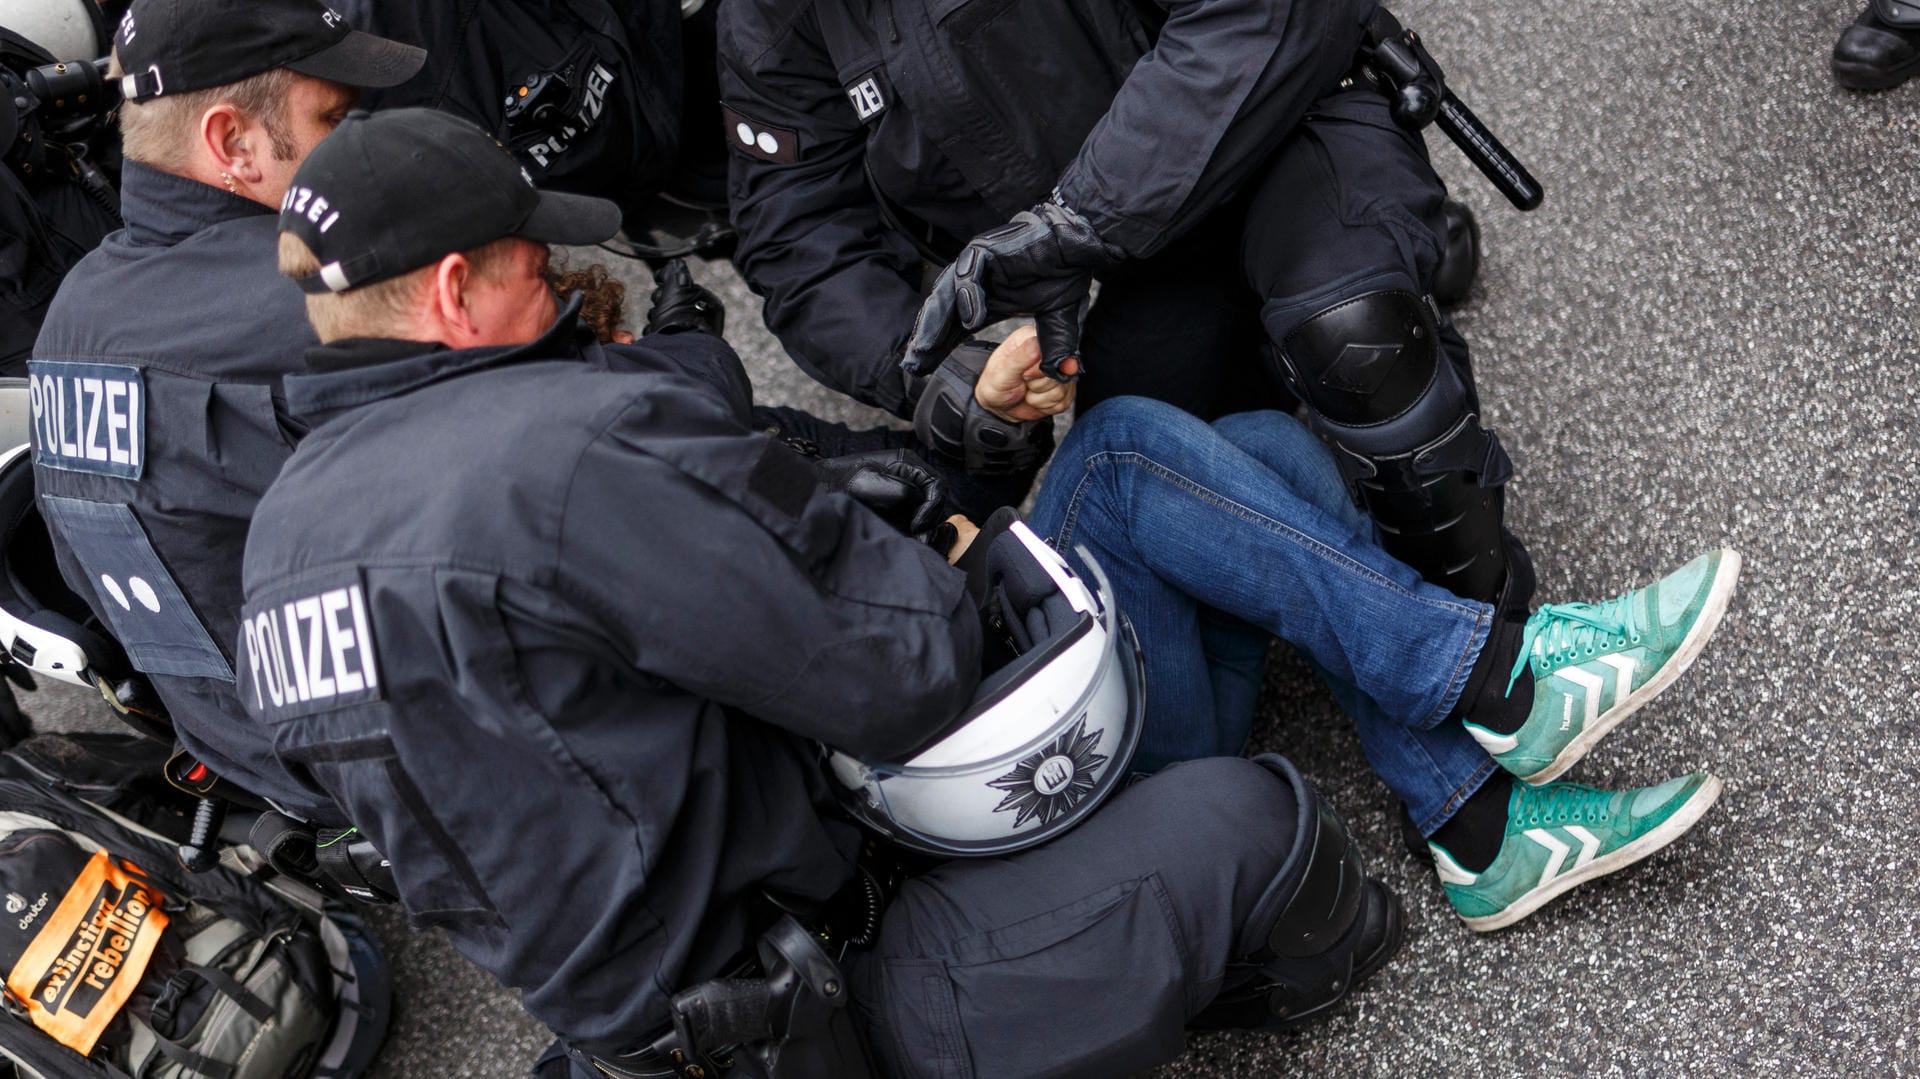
[584, 916, 875, 1079]
[583, 857, 904, 1079]
[163, 750, 401, 904]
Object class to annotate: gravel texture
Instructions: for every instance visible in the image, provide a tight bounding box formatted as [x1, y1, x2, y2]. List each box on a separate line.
[27, 0, 1920, 1072]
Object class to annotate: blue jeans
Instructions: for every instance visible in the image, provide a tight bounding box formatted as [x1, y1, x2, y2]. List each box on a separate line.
[1027, 397, 1500, 834]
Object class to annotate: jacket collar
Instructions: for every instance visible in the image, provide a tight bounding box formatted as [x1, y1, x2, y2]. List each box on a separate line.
[119, 160, 275, 245]
[284, 295, 598, 427]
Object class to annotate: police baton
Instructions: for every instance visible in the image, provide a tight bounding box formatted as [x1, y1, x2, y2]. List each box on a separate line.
[1359, 9, 1543, 212]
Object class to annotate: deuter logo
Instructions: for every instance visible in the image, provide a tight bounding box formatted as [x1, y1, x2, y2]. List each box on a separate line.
[15, 890, 49, 931]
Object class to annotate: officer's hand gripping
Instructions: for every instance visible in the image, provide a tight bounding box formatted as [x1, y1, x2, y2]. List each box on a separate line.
[643, 258, 727, 338]
[815, 450, 949, 537]
[911, 337, 1058, 476]
[900, 199, 1123, 382]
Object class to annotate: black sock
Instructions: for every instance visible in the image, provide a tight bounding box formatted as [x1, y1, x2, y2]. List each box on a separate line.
[1427, 772, 1513, 874]
[1455, 614, 1532, 736]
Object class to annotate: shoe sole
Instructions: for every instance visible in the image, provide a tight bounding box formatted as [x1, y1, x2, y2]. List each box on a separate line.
[1460, 774, 1723, 932]
[1833, 54, 1920, 91]
[1519, 549, 1743, 785]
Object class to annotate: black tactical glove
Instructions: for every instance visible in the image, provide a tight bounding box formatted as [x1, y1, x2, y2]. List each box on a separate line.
[642, 258, 726, 338]
[815, 449, 948, 537]
[900, 198, 1124, 383]
[911, 339, 1055, 476]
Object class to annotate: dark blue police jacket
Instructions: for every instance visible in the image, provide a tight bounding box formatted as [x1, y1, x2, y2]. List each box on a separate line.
[28, 161, 337, 820]
[237, 310, 982, 1048]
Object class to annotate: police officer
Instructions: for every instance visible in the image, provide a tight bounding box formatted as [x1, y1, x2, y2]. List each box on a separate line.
[720, 0, 1533, 616]
[27, 0, 425, 818]
[250, 107, 1415, 1078]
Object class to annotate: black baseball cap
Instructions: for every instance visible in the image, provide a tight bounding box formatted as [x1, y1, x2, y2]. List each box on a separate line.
[280, 108, 623, 294]
[115, 0, 425, 102]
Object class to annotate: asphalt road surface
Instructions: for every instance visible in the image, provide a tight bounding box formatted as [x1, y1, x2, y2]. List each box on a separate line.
[28, 0, 1920, 1073]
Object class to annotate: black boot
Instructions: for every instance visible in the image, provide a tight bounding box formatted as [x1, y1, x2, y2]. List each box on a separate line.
[1431, 198, 1481, 307]
[1833, 5, 1920, 91]
[1189, 762, 1405, 1031]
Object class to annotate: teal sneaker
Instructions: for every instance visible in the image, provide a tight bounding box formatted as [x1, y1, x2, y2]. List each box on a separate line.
[1431, 773, 1723, 932]
[1465, 549, 1742, 784]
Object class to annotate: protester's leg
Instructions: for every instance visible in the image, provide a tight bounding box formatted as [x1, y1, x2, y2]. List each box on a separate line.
[1028, 406, 1279, 770]
[849, 755, 1399, 1079]
[1031, 397, 1494, 743]
[1022, 503, 1267, 769]
[1182, 408, 1504, 832]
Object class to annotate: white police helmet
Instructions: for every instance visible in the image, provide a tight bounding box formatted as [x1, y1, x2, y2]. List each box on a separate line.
[0, 0, 105, 63]
[827, 520, 1144, 857]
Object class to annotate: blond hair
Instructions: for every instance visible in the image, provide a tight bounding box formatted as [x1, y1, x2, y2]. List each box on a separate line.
[111, 52, 298, 171]
[278, 233, 520, 342]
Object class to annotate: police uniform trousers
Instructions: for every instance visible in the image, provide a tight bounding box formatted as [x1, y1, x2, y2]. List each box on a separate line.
[1076, 88, 1469, 422]
[847, 755, 1304, 1079]
[553, 756, 1308, 1079]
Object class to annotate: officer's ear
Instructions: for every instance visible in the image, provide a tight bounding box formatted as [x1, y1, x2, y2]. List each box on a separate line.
[426, 253, 485, 346]
[200, 104, 262, 189]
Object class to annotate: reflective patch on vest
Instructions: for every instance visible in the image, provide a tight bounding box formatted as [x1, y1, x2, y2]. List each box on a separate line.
[239, 576, 383, 721]
[38, 497, 234, 682]
[25, 362, 145, 480]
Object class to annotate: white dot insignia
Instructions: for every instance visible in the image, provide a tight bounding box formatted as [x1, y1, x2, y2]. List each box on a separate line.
[129, 577, 161, 613]
[755, 131, 780, 155]
[100, 574, 130, 611]
[735, 122, 755, 146]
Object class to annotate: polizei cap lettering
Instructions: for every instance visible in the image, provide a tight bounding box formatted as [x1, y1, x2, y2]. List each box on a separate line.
[280, 108, 623, 294]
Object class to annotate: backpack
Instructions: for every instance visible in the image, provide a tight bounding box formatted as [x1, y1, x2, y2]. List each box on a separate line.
[0, 735, 389, 1079]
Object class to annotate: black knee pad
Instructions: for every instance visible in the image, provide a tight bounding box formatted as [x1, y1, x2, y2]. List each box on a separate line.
[1267, 288, 1514, 601]
[1190, 756, 1405, 1031]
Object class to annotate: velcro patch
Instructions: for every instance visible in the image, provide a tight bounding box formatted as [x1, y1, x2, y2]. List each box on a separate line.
[26, 362, 145, 480]
[39, 497, 234, 682]
[6, 851, 168, 1056]
[721, 104, 800, 163]
[240, 576, 383, 721]
[747, 438, 821, 519]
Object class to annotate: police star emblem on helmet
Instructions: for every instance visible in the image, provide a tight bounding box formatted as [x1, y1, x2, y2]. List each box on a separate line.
[987, 718, 1109, 829]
